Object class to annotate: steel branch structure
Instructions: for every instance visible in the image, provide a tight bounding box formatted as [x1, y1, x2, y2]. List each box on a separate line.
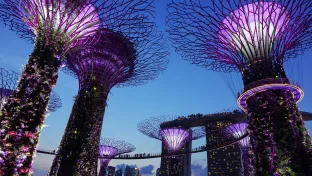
[48, 1, 168, 175]
[138, 115, 205, 176]
[167, 0, 312, 175]
[98, 138, 135, 176]
[226, 123, 251, 176]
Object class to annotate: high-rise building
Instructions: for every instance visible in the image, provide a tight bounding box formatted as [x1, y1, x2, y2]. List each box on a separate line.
[129, 167, 135, 175]
[159, 143, 184, 176]
[106, 166, 115, 176]
[205, 121, 241, 175]
[115, 168, 123, 176]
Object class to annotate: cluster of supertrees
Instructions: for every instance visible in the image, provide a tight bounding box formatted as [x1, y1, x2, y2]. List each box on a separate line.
[138, 115, 205, 176]
[98, 138, 135, 176]
[0, 0, 311, 175]
[167, 0, 312, 175]
[0, 0, 168, 175]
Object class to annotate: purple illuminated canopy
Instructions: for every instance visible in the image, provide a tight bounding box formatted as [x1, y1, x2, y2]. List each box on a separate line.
[63, 29, 135, 88]
[160, 127, 191, 152]
[26, 0, 100, 38]
[226, 123, 249, 147]
[99, 146, 118, 167]
[166, 0, 312, 72]
[0, 0, 101, 51]
[137, 116, 205, 142]
[98, 138, 135, 169]
[237, 83, 303, 113]
[219, 2, 289, 61]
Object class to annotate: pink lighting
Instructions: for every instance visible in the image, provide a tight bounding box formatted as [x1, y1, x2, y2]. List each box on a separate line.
[226, 123, 249, 147]
[237, 83, 304, 113]
[219, 2, 289, 60]
[24, 0, 100, 42]
[99, 146, 118, 167]
[160, 127, 190, 152]
[99, 146, 118, 157]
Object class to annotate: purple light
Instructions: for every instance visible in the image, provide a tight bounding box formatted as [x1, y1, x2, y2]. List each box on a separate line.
[219, 2, 289, 60]
[237, 83, 304, 113]
[0, 88, 14, 109]
[226, 123, 249, 147]
[24, 0, 100, 43]
[160, 127, 190, 152]
[99, 146, 118, 167]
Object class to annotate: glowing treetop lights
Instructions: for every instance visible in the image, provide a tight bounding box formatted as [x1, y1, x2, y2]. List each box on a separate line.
[160, 127, 190, 152]
[167, 0, 312, 78]
[98, 138, 135, 176]
[226, 123, 249, 147]
[1, 0, 100, 51]
[219, 2, 289, 61]
[138, 116, 205, 152]
[27, 0, 99, 37]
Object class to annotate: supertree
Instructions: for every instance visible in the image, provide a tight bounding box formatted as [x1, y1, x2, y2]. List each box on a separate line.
[98, 138, 135, 176]
[226, 122, 251, 176]
[48, 1, 168, 175]
[138, 116, 205, 176]
[167, 0, 312, 175]
[0, 0, 104, 174]
[0, 67, 62, 113]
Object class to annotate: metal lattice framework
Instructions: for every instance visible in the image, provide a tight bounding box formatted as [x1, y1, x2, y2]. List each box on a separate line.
[167, 0, 312, 73]
[160, 127, 191, 152]
[138, 115, 205, 142]
[0, 68, 62, 112]
[137, 115, 204, 176]
[98, 138, 135, 176]
[49, 1, 168, 176]
[100, 137, 136, 156]
[63, 27, 168, 88]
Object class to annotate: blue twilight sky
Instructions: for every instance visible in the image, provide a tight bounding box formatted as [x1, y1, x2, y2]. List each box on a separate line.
[1, 1, 312, 176]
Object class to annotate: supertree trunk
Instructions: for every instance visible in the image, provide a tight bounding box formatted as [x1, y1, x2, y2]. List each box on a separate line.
[48, 81, 108, 176]
[99, 161, 109, 176]
[240, 147, 251, 176]
[246, 89, 312, 175]
[0, 39, 60, 175]
[48, 96, 78, 175]
[99, 167, 106, 176]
